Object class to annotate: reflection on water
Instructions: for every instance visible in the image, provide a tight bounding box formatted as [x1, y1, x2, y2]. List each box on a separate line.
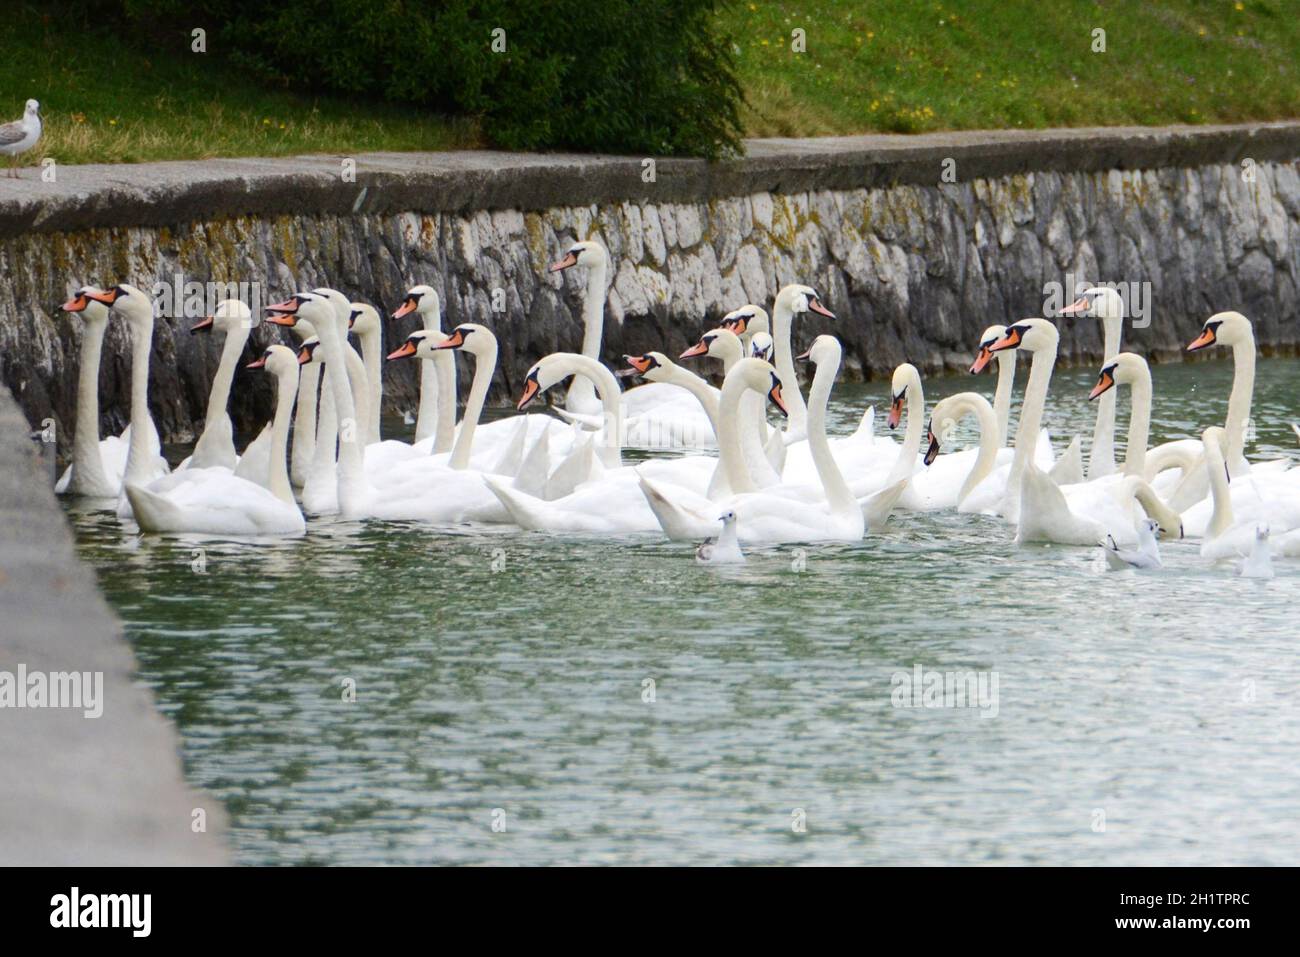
[67, 356, 1300, 864]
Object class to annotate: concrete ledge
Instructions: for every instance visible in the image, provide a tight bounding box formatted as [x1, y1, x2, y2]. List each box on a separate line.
[0, 386, 227, 865]
[1, 122, 1298, 238]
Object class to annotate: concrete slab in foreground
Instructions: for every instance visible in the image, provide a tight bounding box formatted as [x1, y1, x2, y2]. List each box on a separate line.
[0, 387, 227, 865]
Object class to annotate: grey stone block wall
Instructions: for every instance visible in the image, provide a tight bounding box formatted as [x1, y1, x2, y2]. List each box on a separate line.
[0, 125, 1296, 454]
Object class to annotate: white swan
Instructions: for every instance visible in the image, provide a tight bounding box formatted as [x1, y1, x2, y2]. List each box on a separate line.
[99, 284, 171, 520]
[367, 324, 532, 524]
[695, 509, 745, 565]
[1059, 286, 1126, 479]
[55, 286, 135, 498]
[921, 392, 1005, 512]
[719, 304, 770, 354]
[679, 327, 782, 488]
[484, 354, 717, 534]
[125, 345, 305, 536]
[391, 285, 455, 450]
[1191, 426, 1300, 555]
[267, 292, 371, 519]
[641, 342, 882, 544]
[769, 283, 836, 439]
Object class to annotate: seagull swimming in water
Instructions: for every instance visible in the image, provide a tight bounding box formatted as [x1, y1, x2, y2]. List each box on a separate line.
[1237, 525, 1274, 580]
[696, 509, 745, 565]
[0, 99, 41, 178]
[1101, 518, 1162, 570]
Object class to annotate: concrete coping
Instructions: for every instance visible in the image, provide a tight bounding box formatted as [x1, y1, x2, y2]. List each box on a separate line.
[0, 387, 227, 865]
[1, 122, 1297, 239]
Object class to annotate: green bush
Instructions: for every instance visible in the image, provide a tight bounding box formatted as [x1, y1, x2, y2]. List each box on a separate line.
[111, 0, 744, 158]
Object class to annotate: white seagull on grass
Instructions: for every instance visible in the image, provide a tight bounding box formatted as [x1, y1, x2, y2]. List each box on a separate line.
[0, 99, 41, 178]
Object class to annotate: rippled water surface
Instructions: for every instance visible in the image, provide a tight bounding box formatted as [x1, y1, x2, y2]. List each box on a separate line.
[67, 357, 1300, 865]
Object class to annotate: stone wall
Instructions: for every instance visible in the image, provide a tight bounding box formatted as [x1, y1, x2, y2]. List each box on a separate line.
[0, 123, 1297, 454]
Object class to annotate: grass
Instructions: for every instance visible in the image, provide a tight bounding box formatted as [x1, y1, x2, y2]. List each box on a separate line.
[720, 0, 1300, 136]
[1, 5, 479, 166]
[2, 1, 1297, 167]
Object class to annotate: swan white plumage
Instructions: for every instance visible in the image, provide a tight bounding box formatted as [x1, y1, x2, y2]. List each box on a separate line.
[183, 299, 254, 471]
[968, 324, 1016, 447]
[769, 283, 836, 440]
[1190, 426, 1300, 555]
[124, 345, 305, 537]
[55, 286, 137, 499]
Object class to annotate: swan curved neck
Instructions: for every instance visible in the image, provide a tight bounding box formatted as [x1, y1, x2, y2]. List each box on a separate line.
[1121, 370, 1152, 477]
[565, 260, 608, 413]
[1226, 335, 1255, 470]
[269, 369, 298, 504]
[887, 369, 925, 486]
[357, 326, 382, 446]
[71, 321, 108, 488]
[1006, 341, 1057, 511]
[955, 396, 1000, 504]
[993, 353, 1014, 447]
[313, 311, 366, 516]
[123, 314, 156, 485]
[1123, 477, 1178, 536]
[771, 300, 809, 431]
[806, 356, 855, 514]
[557, 354, 621, 466]
[205, 322, 250, 428]
[1088, 314, 1123, 479]
[664, 366, 720, 436]
[449, 341, 497, 470]
[1204, 435, 1234, 539]
[717, 371, 760, 494]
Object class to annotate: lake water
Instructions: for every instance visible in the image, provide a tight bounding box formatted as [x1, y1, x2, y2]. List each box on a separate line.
[65, 356, 1300, 865]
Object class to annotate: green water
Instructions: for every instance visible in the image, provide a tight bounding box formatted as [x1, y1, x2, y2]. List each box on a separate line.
[67, 357, 1300, 865]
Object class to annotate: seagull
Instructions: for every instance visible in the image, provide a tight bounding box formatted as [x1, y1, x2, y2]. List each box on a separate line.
[0, 99, 41, 178]
[695, 509, 745, 565]
[1101, 518, 1162, 570]
[1237, 525, 1274, 580]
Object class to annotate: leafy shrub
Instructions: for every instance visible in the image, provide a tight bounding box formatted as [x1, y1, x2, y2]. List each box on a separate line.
[109, 0, 745, 158]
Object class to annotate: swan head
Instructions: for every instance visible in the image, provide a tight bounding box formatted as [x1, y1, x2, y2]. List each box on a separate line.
[1187, 311, 1251, 352]
[775, 283, 836, 320]
[721, 304, 770, 337]
[516, 356, 577, 410]
[680, 327, 740, 361]
[969, 324, 1008, 374]
[732, 357, 789, 418]
[347, 303, 382, 337]
[989, 317, 1057, 354]
[749, 332, 775, 361]
[886, 362, 920, 430]
[796, 333, 842, 368]
[1059, 285, 1124, 319]
[549, 239, 607, 273]
[922, 393, 980, 466]
[622, 352, 674, 382]
[387, 329, 430, 361]
[60, 285, 112, 324]
[1089, 352, 1147, 400]
[190, 298, 252, 336]
[246, 344, 299, 379]
[295, 336, 323, 366]
[83, 283, 153, 323]
[265, 291, 333, 329]
[391, 284, 440, 320]
[433, 323, 494, 357]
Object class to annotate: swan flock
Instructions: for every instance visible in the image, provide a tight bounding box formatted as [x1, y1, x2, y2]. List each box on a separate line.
[51, 241, 1299, 573]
